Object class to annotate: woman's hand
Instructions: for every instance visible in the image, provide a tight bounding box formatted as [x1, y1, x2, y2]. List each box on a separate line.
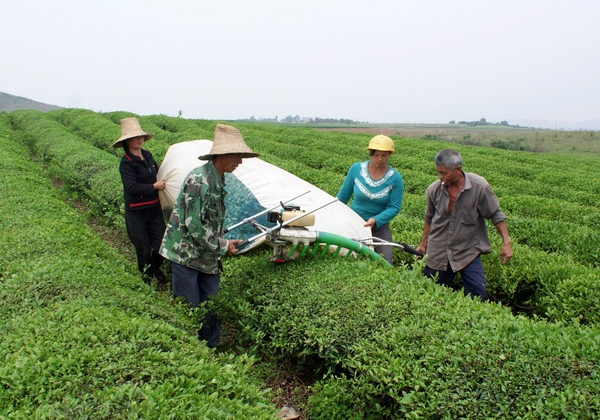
[363, 218, 376, 228]
[154, 180, 166, 191]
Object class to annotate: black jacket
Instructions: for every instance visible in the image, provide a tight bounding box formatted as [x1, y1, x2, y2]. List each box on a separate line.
[119, 149, 161, 211]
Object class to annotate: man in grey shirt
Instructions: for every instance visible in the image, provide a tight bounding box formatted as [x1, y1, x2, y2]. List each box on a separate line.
[415, 149, 513, 301]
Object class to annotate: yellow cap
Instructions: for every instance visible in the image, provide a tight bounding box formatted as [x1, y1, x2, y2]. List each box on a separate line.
[367, 135, 395, 154]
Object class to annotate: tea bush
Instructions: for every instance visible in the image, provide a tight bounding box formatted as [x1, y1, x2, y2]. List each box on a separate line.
[14, 111, 599, 324]
[214, 247, 600, 419]
[4, 110, 600, 417]
[0, 126, 278, 419]
[308, 308, 600, 418]
[215, 254, 427, 365]
[8, 110, 124, 227]
[237, 123, 600, 324]
[49, 108, 122, 152]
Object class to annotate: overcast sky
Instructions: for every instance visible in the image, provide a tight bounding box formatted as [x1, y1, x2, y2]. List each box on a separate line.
[2, 1, 599, 125]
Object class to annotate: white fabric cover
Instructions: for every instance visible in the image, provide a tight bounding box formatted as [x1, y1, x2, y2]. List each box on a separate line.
[157, 140, 371, 252]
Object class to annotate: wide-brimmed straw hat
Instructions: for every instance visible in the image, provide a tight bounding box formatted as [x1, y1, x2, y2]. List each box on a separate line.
[112, 117, 154, 148]
[198, 124, 260, 160]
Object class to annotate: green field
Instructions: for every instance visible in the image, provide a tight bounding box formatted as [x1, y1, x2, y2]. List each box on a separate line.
[314, 122, 600, 157]
[1, 109, 599, 418]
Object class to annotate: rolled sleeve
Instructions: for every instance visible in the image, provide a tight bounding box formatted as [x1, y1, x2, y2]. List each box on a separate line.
[490, 209, 507, 225]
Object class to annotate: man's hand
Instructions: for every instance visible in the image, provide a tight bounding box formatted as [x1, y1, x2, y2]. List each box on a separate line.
[227, 239, 242, 256]
[500, 243, 513, 264]
[414, 221, 430, 258]
[494, 221, 512, 265]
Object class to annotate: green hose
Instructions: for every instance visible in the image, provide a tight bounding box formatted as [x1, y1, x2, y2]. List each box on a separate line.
[312, 231, 390, 266]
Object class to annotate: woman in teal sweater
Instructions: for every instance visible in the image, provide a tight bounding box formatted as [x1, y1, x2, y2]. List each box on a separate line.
[337, 135, 404, 264]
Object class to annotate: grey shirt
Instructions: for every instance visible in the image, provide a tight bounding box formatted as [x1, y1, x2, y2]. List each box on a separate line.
[424, 172, 507, 272]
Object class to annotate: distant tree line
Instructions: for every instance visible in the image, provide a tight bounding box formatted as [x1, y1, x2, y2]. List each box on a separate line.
[449, 118, 512, 127]
[310, 117, 359, 124]
[241, 116, 278, 123]
[240, 115, 361, 124]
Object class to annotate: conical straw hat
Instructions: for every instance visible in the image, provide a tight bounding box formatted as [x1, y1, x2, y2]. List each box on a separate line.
[198, 124, 260, 160]
[112, 117, 154, 148]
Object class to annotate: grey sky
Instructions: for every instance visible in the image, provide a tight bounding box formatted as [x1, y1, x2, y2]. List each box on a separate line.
[3, 1, 599, 125]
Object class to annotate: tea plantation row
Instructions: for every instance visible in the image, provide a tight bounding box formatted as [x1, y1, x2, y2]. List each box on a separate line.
[2, 109, 599, 418]
[9, 108, 600, 324]
[0, 113, 279, 418]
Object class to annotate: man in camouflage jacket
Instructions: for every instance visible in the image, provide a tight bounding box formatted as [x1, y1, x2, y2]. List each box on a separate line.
[160, 161, 230, 275]
[160, 124, 259, 348]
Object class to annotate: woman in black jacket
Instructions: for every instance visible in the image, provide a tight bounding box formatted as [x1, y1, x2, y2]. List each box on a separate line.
[113, 117, 166, 284]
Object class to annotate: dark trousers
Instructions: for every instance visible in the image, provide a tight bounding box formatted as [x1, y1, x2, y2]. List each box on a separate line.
[125, 206, 166, 273]
[372, 223, 393, 264]
[171, 262, 221, 348]
[424, 255, 488, 301]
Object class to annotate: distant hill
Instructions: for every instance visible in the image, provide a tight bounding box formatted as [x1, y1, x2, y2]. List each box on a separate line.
[0, 92, 63, 113]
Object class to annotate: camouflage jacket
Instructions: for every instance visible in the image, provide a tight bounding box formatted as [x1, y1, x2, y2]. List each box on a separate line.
[160, 161, 228, 274]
